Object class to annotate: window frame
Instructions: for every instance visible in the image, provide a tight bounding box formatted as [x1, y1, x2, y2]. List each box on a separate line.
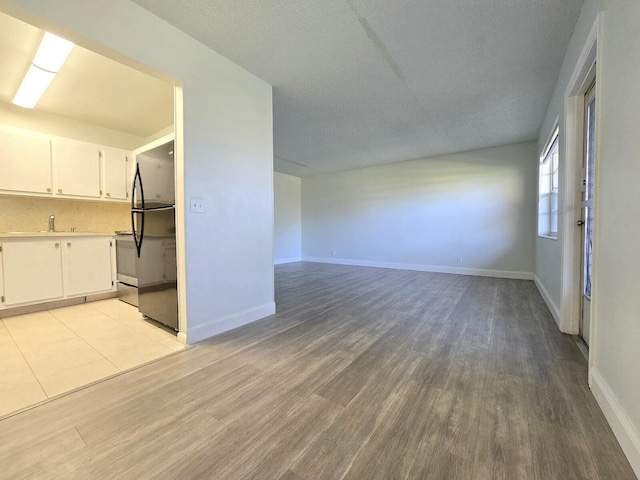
[538, 125, 560, 240]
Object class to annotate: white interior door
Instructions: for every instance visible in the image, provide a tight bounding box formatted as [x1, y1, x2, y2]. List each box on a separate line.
[579, 80, 596, 346]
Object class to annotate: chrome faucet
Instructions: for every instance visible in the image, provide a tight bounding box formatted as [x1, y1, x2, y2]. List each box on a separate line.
[48, 214, 55, 232]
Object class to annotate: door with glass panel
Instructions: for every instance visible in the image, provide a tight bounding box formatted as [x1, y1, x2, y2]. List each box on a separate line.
[579, 80, 596, 346]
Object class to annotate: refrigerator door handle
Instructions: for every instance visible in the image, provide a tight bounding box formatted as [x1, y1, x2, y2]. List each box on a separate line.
[145, 206, 175, 211]
[132, 163, 145, 209]
[131, 210, 145, 258]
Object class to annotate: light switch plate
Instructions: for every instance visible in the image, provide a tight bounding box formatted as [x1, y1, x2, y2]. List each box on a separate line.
[190, 197, 204, 213]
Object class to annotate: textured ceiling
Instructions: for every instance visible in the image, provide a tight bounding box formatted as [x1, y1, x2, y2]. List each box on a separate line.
[132, 0, 583, 176]
[0, 11, 174, 138]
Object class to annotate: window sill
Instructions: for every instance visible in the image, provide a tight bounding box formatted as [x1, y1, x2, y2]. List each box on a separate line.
[538, 234, 558, 241]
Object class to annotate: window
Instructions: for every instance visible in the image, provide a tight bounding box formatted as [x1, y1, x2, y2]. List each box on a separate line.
[538, 126, 559, 238]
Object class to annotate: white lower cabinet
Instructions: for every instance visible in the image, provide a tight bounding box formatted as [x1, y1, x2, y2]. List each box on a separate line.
[1, 241, 64, 306]
[0, 236, 114, 308]
[0, 253, 3, 306]
[64, 237, 114, 296]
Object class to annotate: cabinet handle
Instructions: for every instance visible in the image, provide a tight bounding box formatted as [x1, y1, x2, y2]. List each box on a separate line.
[67, 242, 72, 247]
[58, 188, 63, 193]
[54, 243, 60, 248]
[106, 192, 111, 197]
[46, 187, 52, 192]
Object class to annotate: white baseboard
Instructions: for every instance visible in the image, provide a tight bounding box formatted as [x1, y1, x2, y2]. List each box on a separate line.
[301, 256, 533, 280]
[185, 301, 276, 344]
[533, 275, 561, 328]
[274, 257, 302, 265]
[591, 369, 640, 477]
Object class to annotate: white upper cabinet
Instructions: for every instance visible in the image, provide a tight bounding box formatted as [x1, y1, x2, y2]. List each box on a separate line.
[0, 129, 52, 194]
[102, 147, 130, 201]
[52, 139, 102, 198]
[0, 126, 131, 202]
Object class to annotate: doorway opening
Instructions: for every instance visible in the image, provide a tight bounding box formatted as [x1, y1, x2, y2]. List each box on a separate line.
[0, 8, 187, 417]
[559, 13, 601, 378]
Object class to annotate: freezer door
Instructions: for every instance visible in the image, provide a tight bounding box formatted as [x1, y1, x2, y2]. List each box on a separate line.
[136, 208, 178, 330]
[132, 140, 175, 209]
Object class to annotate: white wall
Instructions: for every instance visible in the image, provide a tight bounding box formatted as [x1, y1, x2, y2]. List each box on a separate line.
[538, 0, 640, 474]
[274, 172, 301, 264]
[1, 0, 275, 343]
[535, 237, 563, 319]
[302, 142, 537, 278]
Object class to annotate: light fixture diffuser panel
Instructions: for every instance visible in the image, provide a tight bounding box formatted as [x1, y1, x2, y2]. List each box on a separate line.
[33, 32, 74, 73]
[12, 65, 56, 109]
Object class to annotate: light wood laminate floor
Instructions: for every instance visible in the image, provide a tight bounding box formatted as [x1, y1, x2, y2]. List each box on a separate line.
[0, 262, 635, 479]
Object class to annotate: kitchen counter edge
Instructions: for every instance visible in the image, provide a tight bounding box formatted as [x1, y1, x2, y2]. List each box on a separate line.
[0, 232, 116, 239]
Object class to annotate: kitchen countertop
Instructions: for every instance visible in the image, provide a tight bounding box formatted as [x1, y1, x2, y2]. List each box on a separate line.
[0, 231, 116, 239]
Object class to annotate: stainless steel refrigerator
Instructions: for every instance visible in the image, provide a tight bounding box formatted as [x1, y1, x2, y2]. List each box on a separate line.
[131, 139, 178, 330]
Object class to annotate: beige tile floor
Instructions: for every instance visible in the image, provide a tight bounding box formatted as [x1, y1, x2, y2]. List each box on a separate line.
[0, 299, 185, 417]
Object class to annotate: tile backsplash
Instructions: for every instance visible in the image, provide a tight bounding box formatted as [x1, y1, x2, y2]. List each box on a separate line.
[0, 195, 130, 233]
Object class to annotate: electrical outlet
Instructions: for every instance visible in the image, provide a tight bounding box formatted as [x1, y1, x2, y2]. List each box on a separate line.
[190, 198, 204, 213]
[456, 256, 462, 264]
[331, 250, 336, 257]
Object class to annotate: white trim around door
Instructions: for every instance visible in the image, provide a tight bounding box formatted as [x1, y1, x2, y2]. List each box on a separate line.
[560, 13, 602, 354]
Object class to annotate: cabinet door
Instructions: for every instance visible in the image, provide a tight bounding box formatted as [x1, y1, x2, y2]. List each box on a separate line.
[0, 129, 52, 194]
[1, 241, 63, 306]
[64, 237, 113, 296]
[103, 147, 130, 200]
[0, 251, 4, 307]
[52, 140, 101, 198]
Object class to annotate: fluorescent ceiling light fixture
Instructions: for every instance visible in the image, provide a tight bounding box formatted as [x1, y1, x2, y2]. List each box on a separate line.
[12, 65, 56, 109]
[12, 32, 74, 109]
[33, 32, 75, 73]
